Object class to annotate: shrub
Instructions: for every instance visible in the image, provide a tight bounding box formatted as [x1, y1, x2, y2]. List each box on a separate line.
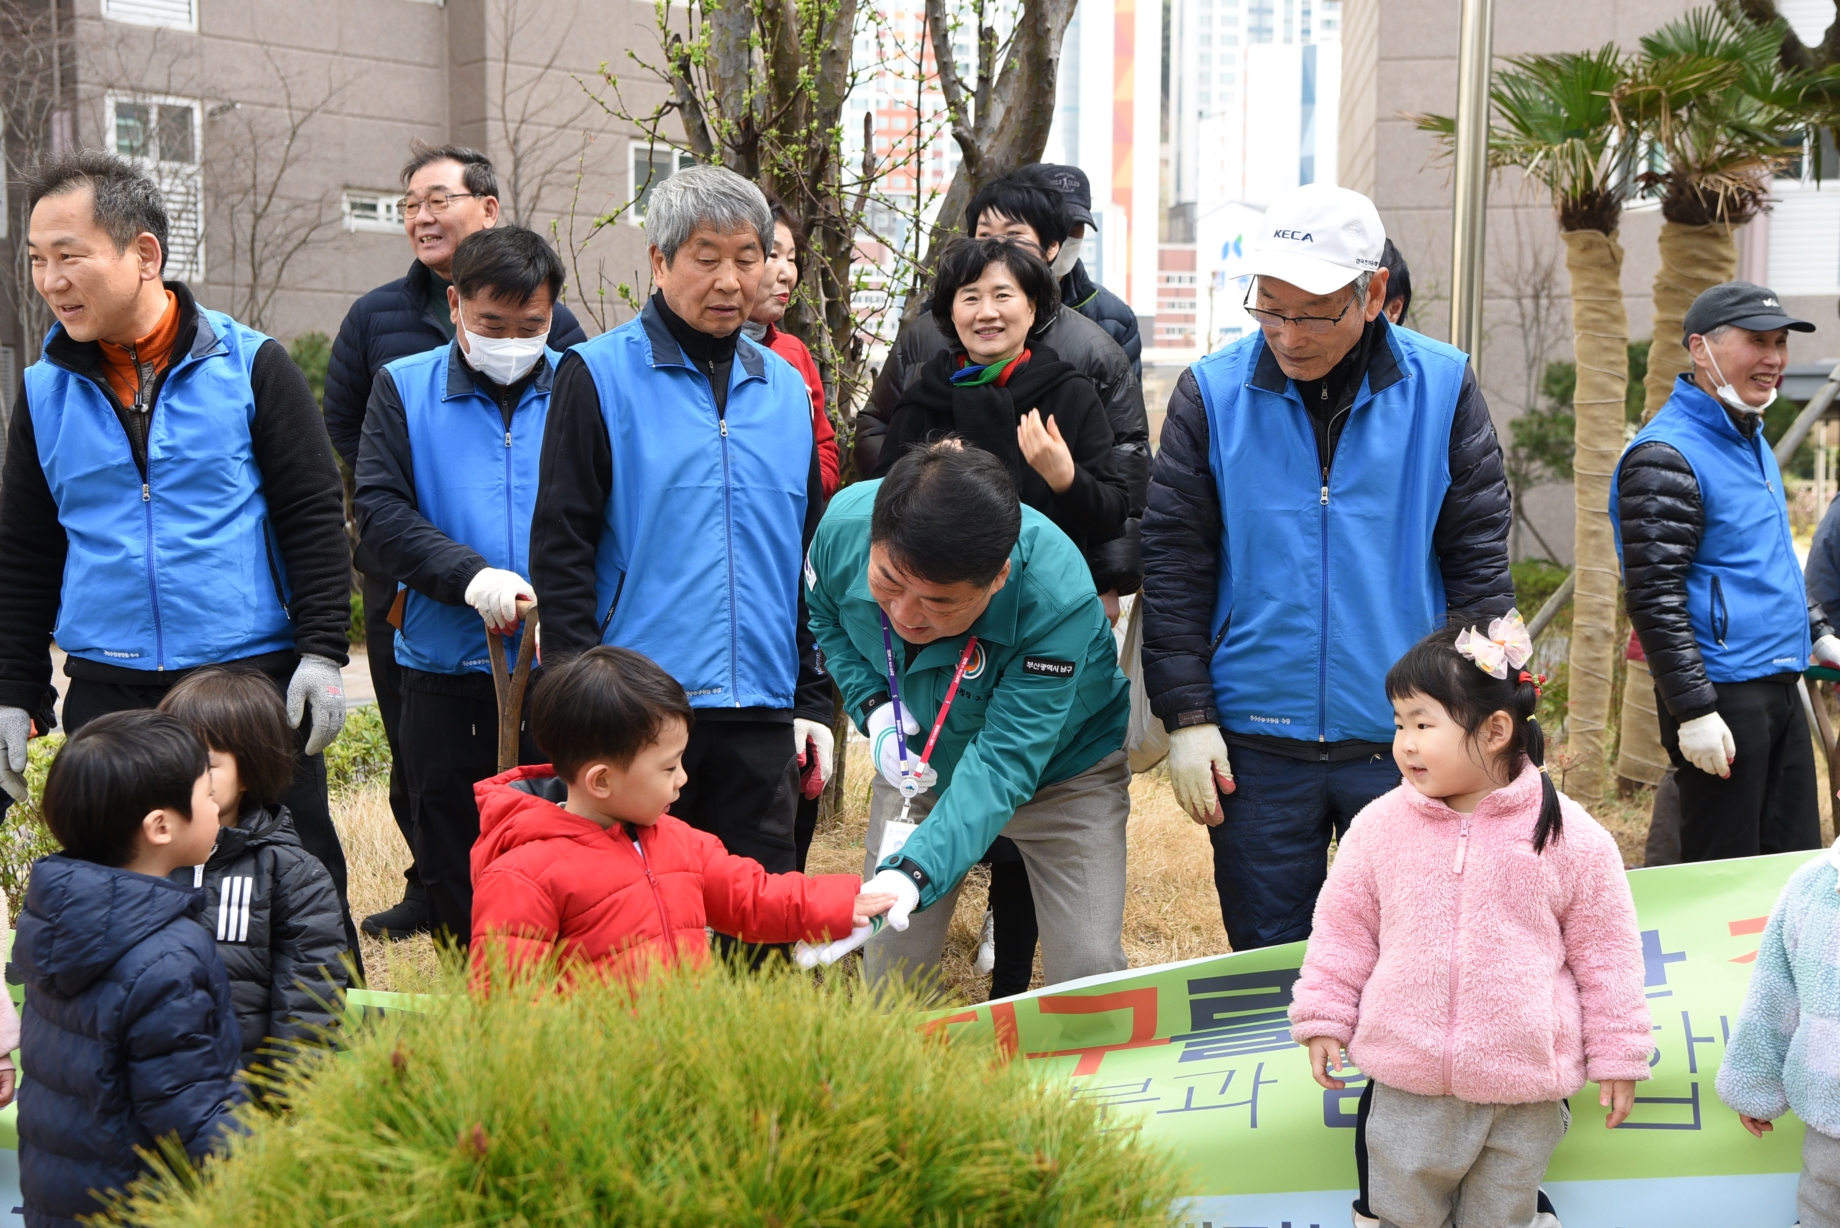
[0, 735, 64, 923]
[103, 961, 1184, 1227]
[324, 703, 390, 798]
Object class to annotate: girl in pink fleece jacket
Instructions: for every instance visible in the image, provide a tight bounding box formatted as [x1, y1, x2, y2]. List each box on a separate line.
[1290, 616, 1652, 1228]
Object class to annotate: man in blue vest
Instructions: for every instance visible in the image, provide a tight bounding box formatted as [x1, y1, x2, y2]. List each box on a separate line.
[325, 142, 588, 941]
[529, 165, 832, 904]
[1140, 183, 1514, 951]
[1612, 281, 1840, 862]
[353, 226, 562, 943]
[0, 152, 356, 931]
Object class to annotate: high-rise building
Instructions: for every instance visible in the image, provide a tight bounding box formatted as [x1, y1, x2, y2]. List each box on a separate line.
[1165, 0, 1341, 354]
[1043, 0, 1163, 326]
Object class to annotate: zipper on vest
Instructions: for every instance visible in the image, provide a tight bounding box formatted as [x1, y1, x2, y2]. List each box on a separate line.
[143, 475, 165, 669]
[1315, 396, 1355, 741]
[710, 358, 740, 706]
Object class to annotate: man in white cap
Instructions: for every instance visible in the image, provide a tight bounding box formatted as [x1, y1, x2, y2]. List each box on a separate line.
[1139, 183, 1514, 951]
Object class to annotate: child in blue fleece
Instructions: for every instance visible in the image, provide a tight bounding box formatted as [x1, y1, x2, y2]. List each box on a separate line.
[1719, 844, 1840, 1228]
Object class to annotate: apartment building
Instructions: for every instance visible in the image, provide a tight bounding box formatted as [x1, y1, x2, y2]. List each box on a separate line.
[0, 0, 670, 402]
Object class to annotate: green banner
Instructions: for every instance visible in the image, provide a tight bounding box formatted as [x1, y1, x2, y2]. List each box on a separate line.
[925, 851, 1813, 1226]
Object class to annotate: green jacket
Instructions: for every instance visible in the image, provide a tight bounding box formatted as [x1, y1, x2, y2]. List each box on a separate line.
[806, 481, 1129, 907]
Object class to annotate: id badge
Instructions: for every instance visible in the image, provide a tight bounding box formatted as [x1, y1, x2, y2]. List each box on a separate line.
[878, 819, 917, 862]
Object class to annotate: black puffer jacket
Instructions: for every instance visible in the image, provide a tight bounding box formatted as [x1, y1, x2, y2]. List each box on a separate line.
[1061, 260, 1142, 378]
[857, 304, 1149, 592]
[1141, 319, 1515, 732]
[168, 803, 349, 1072]
[323, 260, 587, 467]
[1616, 438, 1834, 720]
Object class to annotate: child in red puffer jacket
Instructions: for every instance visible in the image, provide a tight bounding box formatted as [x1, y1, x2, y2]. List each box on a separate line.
[470, 646, 895, 984]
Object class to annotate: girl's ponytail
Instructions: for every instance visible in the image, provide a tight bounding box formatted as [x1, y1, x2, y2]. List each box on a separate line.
[1517, 668, 1563, 853]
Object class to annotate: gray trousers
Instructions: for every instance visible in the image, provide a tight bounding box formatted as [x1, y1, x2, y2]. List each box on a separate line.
[1368, 1082, 1568, 1228]
[1803, 1127, 1840, 1228]
[861, 751, 1130, 990]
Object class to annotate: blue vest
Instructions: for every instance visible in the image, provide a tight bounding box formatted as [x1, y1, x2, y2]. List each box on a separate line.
[24, 309, 293, 672]
[1610, 375, 1809, 681]
[1191, 325, 1468, 744]
[574, 302, 813, 710]
[389, 344, 557, 675]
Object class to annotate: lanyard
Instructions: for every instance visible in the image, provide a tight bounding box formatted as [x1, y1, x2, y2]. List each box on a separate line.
[877, 611, 979, 799]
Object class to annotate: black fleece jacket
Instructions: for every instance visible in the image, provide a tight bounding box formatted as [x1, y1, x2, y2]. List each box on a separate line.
[528, 294, 830, 722]
[856, 304, 1150, 593]
[1617, 430, 1835, 721]
[0, 283, 351, 727]
[1141, 318, 1515, 747]
[874, 345, 1128, 571]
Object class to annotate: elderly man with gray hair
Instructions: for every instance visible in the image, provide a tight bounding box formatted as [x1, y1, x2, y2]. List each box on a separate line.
[530, 164, 832, 901]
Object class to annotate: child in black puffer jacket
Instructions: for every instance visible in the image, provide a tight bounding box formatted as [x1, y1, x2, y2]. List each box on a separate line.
[160, 669, 350, 1075]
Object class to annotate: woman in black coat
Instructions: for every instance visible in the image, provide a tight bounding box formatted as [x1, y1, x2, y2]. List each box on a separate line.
[874, 236, 1129, 587]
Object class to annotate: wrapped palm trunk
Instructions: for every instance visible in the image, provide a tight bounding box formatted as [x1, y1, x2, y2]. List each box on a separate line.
[1615, 653, 1670, 789]
[1562, 227, 1629, 805]
[1641, 222, 1737, 421]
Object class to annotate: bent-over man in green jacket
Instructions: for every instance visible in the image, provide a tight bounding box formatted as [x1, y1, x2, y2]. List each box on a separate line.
[806, 440, 1130, 989]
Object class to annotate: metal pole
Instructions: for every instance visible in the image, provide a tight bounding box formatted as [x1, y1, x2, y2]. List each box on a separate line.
[1448, 0, 1495, 364]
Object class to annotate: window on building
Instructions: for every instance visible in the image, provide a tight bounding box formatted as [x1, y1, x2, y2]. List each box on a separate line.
[1247, 0, 1274, 43]
[0, 346, 14, 416]
[106, 93, 204, 280]
[629, 145, 697, 221]
[100, 0, 196, 31]
[341, 190, 406, 234]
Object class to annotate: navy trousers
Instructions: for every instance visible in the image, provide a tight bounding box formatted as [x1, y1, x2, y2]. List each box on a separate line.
[1207, 743, 1399, 950]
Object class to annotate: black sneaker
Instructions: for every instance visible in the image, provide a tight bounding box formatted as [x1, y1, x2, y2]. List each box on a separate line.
[361, 884, 433, 940]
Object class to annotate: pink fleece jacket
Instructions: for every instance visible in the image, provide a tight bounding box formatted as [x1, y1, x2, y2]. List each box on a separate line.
[1289, 765, 1652, 1104]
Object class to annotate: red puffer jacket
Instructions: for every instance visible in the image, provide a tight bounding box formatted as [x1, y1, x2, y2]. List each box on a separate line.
[470, 766, 860, 983]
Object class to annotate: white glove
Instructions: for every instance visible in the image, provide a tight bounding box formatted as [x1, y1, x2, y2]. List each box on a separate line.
[286, 654, 347, 756]
[866, 701, 937, 793]
[1167, 723, 1234, 825]
[1815, 634, 1840, 669]
[0, 707, 29, 803]
[793, 717, 835, 788]
[1676, 711, 1735, 779]
[465, 567, 534, 634]
[864, 868, 921, 931]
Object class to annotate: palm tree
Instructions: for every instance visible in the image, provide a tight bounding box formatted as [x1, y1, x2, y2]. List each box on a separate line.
[1614, 8, 1799, 421]
[1419, 45, 1639, 804]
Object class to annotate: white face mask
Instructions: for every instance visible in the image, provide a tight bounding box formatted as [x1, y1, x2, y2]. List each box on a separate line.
[1703, 344, 1775, 415]
[461, 320, 549, 386]
[1050, 242, 1081, 279]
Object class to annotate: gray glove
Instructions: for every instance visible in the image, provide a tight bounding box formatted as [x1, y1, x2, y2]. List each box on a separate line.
[0, 707, 28, 803]
[286, 654, 347, 756]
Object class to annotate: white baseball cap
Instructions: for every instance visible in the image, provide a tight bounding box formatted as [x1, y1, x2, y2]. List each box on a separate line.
[1246, 184, 1386, 296]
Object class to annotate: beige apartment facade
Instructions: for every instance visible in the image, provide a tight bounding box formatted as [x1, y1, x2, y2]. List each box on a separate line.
[1, 0, 681, 407]
[1337, 0, 1840, 562]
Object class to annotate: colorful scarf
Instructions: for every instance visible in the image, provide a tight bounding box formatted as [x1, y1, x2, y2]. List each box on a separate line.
[950, 348, 1031, 388]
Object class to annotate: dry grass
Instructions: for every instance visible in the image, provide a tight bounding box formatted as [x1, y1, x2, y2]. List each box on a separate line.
[332, 787, 443, 990]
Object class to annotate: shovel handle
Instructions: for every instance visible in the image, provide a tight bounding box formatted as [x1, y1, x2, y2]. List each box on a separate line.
[486, 600, 540, 773]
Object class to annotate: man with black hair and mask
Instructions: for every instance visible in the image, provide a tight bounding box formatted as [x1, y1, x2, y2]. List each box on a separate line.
[353, 225, 563, 944]
[1015, 164, 1142, 378]
[1612, 280, 1840, 863]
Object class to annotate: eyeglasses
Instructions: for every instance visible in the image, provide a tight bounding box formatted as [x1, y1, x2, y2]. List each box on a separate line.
[397, 191, 478, 220]
[1243, 282, 1360, 335]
